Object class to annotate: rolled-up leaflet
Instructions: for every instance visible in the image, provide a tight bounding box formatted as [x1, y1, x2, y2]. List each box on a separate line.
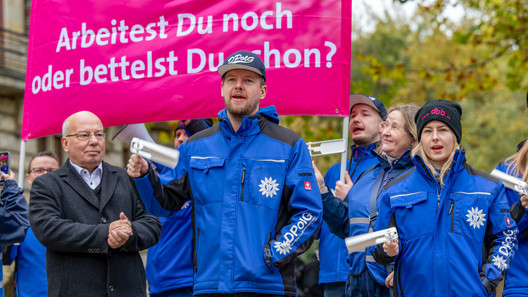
[130, 137, 179, 169]
[344, 227, 398, 253]
[490, 169, 528, 195]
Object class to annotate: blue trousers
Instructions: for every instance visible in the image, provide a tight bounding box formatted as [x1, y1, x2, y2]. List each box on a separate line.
[345, 271, 390, 297]
[324, 282, 347, 297]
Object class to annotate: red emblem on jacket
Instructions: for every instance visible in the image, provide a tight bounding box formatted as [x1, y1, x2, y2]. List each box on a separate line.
[304, 181, 312, 191]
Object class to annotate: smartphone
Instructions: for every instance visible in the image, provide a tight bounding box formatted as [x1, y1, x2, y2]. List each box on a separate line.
[0, 151, 9, 184]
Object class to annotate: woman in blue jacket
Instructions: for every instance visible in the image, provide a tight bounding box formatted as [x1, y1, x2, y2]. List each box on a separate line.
[496, 139, 528, 296]
[374, 99, 518, 297]
[315, 103, 419, 297]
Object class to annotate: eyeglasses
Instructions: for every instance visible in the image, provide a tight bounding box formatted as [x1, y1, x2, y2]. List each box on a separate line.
[29, 167, 58, 175]
[65, 131, 106, 141]
[380, 122, 400, 131]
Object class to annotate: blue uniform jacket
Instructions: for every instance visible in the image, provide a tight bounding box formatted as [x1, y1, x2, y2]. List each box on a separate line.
[319, 143, 379, 284]
[139, 167, 193, 295]
[0, 179, 29, 297]
[495, 163, 528, 297]
[373, 150, 518, 297]
[133, 106, 322, 296]
[4, 227, 47, 297]
[346, 150, 413, 285]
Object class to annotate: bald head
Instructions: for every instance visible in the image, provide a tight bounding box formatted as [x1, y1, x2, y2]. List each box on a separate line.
[61, 111, 105, 173]
[62, 111, 102, 137]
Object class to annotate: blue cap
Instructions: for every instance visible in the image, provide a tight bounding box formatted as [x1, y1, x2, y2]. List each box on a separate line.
[217, 50, 266, 82]
[349, 94, 387, 120]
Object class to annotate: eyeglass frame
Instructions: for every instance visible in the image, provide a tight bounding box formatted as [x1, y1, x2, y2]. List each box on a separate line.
[29, 167, 58, 175]
[65, 131, 106, 141]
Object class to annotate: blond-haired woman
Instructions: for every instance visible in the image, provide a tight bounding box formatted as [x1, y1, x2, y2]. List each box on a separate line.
[373, 99, 518, 297]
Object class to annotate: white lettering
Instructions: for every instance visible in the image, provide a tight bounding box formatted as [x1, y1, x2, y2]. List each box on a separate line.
[129, 24, 144, 42]
[80, 60, 93, 85]
[276, 2, 292, 29]
[284, 49, 301, 67]
[241, 12, 258, 31]
[187, 48, 205, 74]
[81, 23, 95, 48]
[96, 28, 110, 46]
[197, 16, 213, 34]
[157, 16, 168, 39]
[41, 65, 53, 92]
[145, 23, 156, 41]
[177, 13, 196, 37]
[131, 60, 145, 79]
[260, 11, 273, 30]
[56, 28, 71, 52]
[94, 64, 107, 83]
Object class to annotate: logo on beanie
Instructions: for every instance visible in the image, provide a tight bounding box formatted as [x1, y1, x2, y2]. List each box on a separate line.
[431, 108, 451, 119]
[228, 54, 254, 64]
[420, 107, 451, 121]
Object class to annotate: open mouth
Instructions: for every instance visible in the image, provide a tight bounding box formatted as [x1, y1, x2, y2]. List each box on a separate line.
[431, 145, 443, 152]
[232, 93, 246, 100]
[352, 127, 364, 134]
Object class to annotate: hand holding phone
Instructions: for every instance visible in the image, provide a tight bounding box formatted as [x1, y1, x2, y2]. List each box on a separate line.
[0, 151, 10, 185]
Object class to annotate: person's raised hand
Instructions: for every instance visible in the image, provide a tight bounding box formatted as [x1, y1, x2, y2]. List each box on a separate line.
[383, 239, 399, 257]
[0, 170, 15, 183]
[334, 172, 353, 200]
[312, 161, 326, 194]
[521, 195, 528, 208]
[127, 154, 148, 178]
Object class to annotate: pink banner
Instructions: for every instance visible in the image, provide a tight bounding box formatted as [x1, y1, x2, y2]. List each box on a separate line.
[22, 0, 351, 140]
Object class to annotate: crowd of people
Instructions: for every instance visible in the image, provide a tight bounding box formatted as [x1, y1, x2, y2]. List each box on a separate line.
[0, 49, 526, 297]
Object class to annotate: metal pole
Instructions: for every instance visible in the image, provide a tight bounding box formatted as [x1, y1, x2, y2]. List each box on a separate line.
[18, 140, 26, 186]
[339, 116, 349, 182]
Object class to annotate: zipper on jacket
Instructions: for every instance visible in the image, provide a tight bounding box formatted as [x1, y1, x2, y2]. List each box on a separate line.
[194, 229, 200, 275]
[436, 189, 441, 214]
[240, 166, 246, 201]
[448, 200, 454, 233]
[397, 258, 404, 297]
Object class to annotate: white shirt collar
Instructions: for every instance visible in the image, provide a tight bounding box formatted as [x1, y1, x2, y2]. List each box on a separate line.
[69, 161, 103, 190]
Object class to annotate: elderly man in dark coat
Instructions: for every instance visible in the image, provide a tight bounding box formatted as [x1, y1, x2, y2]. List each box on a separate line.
[29, 111, 161, 297]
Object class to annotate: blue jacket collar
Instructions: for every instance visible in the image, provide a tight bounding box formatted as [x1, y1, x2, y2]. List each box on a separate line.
[374, 149, 413, 171]
[413, 148, 466, 183]
[218, 105, 279, 136]
[350, 142, 378, 159]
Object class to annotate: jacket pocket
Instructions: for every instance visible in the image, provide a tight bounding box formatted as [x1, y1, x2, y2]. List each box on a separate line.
[189, 156, 226, 204]
[390, 192, 433, 239]
[450, 191, 491, 240]
[242, 158, 287, 209]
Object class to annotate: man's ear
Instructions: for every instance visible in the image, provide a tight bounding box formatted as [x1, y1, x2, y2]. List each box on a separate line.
[61, 137, 69, 153]
[260, 84, 267, 100]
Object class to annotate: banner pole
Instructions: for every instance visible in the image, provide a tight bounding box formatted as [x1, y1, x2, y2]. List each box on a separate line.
[18, 140, 26, 186]
[339, 116, 349, 183]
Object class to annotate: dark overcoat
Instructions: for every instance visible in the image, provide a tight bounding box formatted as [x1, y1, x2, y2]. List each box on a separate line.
[29, 160, 161, 297]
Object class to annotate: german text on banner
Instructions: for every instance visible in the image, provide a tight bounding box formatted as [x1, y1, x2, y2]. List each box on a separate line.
[22, 0, 351, 140]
